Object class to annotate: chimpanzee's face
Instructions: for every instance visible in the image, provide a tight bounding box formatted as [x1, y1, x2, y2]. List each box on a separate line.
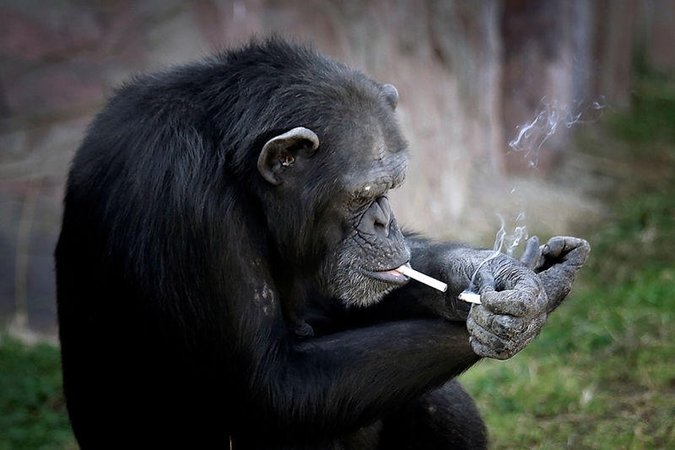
[257, 82, 411, 307]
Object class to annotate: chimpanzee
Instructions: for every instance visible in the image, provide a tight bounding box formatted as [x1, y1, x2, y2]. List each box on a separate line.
[55, 38, 590, 449]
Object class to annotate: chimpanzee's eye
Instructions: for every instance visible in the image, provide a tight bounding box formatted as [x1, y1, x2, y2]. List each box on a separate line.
[349, 195, 373, 212]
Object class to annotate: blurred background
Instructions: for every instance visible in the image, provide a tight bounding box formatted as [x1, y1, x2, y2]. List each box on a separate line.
[1, 1, 673, 448]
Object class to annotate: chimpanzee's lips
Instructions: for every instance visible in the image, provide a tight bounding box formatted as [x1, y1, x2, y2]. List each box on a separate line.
[363, 264, 410, 285]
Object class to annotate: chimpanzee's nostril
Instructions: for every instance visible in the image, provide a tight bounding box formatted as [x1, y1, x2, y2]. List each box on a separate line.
[374, 219, 388, 237]
[373, 197, 391, 238]
[359, 196, 394, 238]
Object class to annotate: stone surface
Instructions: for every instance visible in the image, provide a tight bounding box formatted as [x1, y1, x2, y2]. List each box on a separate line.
[0, 0, 671, 337]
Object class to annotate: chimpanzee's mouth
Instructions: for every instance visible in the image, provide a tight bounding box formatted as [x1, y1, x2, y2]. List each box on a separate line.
[363, 264, 410, 285]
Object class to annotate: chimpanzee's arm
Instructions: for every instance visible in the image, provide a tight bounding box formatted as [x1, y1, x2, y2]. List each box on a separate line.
[258, 319, 480, 438]
[234, 234, 588, 439]
[382, 234, 590, 359]
[390, 235, 590, 319]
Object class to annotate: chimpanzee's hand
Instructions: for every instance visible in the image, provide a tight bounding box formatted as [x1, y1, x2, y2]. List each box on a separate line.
[405, 236, 589, 360]
[454, 249, 549, 360]
[519, 236, 591, 313]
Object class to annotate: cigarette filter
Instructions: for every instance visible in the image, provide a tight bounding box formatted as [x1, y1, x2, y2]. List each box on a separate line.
[396, 265, 448, 292]
[458, 291, 482, 304]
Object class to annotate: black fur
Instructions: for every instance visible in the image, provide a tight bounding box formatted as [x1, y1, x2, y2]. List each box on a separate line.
[56, 38, 486, 449]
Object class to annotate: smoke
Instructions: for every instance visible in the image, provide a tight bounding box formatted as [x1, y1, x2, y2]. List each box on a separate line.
[493, 212, 528, 257]
[508, 96, 607, 168]
[464, 212, 528, 294]
[462, 96, 606, 296]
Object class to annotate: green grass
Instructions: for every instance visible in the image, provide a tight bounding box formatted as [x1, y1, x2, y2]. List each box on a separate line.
[461, 264, 675, 449]
[461, 86, 675, 448]
[0, 337, 76, 450]
[5, 186, 673, 450]
[2, 72, 674, 450]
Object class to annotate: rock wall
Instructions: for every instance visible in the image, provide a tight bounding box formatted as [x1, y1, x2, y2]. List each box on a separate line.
[1, 0, 673, 336]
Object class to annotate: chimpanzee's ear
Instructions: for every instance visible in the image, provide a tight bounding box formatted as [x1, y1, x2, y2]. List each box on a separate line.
[382, 84, 398, 110]
[257, 127, 320, 186]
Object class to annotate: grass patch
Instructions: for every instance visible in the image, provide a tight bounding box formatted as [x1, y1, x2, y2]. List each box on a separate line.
[0, 336, 76, 450]
[2, 68, 674, 450]
[607, 78, 675, 144]
[461, 86, 675, 448]
[462, 224, 675, 448]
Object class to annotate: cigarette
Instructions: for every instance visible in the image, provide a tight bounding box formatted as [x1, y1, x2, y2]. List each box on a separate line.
[396, 264, 447, 292]
[458, 291, 482, 304]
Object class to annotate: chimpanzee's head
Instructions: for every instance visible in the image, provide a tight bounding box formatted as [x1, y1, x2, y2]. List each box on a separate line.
[250, 42, 411, 307]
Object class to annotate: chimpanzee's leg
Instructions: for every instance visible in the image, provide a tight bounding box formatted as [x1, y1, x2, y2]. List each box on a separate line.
[378, 379, 488, 450]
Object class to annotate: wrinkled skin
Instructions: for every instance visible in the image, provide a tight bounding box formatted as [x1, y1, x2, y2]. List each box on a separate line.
[465, 236, 590, 359]
[402, 236, 590, 360]
[55, 37, 592, 449]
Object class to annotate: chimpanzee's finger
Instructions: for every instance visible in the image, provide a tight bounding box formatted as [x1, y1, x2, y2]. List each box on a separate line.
[470, 304, 527, 339]
[519, 236, 540, 269]
[467, 316, 511, 359]
[480, 289, 534, 317]
[469, 336, 511, 360]
[470, 265, 496, 294]
[535, 238, 590, 313]
[468, 312, 546, 360]
[541, 236, 590, 265]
